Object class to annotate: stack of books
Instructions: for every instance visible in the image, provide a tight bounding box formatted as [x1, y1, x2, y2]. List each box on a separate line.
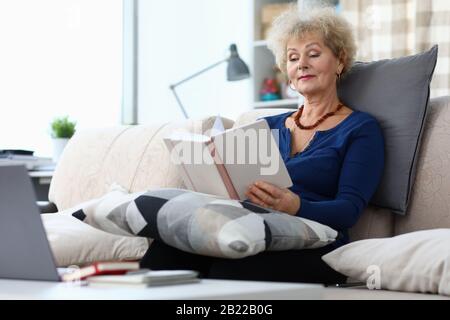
[0, 149, 54, 170]
[86, 270, 200, 288]
[61, 261, 140, 282]
[60, 261, 200, 288]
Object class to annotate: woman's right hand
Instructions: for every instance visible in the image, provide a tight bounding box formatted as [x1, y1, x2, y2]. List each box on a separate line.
[245, 181, 301, 216]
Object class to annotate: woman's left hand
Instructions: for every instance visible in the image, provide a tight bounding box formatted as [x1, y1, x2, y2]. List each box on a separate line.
[245, 181, 300, 216]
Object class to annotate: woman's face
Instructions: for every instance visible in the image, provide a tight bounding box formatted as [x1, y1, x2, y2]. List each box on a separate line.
[286, 32, 341, 97]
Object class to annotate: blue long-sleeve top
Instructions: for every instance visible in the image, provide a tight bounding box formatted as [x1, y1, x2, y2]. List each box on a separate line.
[262, 110, 385, 248]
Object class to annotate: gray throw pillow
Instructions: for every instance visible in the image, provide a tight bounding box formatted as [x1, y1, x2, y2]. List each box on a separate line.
[337, 45, 438, 214]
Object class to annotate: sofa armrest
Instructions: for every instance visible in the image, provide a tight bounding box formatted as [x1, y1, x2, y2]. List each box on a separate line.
[37, 201, 58, 214]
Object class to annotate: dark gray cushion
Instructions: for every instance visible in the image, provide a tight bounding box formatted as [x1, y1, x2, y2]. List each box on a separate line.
[338, 45, 438, 214]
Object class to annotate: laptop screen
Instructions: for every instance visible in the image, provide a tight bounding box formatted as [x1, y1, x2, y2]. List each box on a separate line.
[0, 165, 60, 281]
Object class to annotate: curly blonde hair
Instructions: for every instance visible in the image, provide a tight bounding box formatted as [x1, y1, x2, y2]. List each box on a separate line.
[267, 5, 356, 76]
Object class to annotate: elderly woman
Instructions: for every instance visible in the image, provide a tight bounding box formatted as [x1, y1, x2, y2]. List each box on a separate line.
[140, 7, 384, 285]
[247, 6, 385, 245]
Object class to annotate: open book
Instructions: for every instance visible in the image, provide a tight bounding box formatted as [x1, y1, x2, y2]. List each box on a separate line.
[164, 117, 292, 200]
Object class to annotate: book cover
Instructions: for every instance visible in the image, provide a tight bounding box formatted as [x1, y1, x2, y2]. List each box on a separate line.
[61, 261, 140, 282]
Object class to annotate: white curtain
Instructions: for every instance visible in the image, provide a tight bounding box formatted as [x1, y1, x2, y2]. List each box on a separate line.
[341, 0, 450, 97]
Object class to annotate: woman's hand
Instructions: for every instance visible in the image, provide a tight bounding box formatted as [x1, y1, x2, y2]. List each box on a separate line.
[244, 181, 301, 216]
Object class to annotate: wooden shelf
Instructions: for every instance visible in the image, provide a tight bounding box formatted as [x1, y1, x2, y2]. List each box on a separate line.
[252, 1, 298, 110]
[253, 98, 299, 109]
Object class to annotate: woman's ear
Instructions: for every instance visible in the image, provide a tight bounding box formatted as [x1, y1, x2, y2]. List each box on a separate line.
[338, 51, 347, 73]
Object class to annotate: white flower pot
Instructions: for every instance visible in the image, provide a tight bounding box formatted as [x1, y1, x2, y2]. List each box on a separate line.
[52, 138, 70, 163]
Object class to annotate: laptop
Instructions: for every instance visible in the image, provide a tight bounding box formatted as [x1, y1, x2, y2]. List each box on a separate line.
[0, 165, 61, 281]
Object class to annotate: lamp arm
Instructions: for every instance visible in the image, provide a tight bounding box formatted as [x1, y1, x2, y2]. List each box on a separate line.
[169, 57, 228, 119]
[170, 86, 189, 119]
[169, 58, 228, 88]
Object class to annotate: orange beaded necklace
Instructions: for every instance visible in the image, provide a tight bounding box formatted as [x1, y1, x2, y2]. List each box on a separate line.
[294, 103, 344, 130]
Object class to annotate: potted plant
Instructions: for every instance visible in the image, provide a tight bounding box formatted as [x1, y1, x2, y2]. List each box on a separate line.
[50, 116, 76, 162]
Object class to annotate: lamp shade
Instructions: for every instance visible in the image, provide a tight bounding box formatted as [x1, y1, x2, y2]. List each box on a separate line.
[227, 44, 250, 81]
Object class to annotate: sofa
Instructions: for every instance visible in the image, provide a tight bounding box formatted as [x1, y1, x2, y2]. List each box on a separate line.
[44, 96, 450, 300]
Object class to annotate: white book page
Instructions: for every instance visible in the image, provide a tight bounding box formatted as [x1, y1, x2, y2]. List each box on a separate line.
[163, 137, 229, 198]
[209, 115, 225, 136]
[213, 119, 293, 200]
[182, 159, 229, 198]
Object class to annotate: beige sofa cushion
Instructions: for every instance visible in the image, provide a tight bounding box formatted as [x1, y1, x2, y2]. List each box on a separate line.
[349, 206, 394, 241]
[49, 117, 233, 211]
[395, 96, 450, 235]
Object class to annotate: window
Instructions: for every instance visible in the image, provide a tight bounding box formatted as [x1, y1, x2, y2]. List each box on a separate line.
[0, 0, 123, 157]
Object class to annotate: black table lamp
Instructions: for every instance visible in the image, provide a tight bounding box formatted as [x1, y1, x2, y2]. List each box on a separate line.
[169, 44, 250, 118]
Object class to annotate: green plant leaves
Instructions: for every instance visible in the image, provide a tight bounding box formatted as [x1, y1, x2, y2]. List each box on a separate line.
[50, 116, 76, 138]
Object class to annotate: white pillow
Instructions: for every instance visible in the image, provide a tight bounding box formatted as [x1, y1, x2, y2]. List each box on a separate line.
[42, 184, 149, 267]
[42, 213, 149, 267]
[322, 229, 450, 296]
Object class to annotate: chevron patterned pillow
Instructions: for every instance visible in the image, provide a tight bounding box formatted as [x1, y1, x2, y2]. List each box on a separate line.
[73, 187, 338, 259]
